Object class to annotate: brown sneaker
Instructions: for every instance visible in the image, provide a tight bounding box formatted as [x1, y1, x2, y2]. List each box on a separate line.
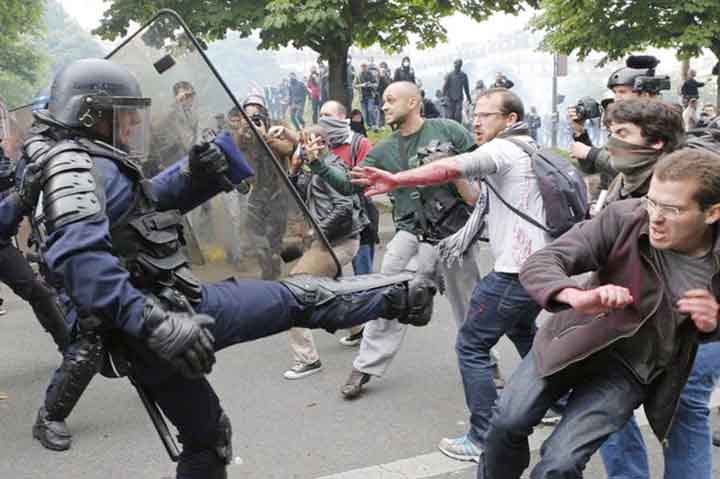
[340, 368, 371, 399]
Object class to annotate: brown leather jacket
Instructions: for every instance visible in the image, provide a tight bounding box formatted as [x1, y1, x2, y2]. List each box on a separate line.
[520, 198, 720, 441]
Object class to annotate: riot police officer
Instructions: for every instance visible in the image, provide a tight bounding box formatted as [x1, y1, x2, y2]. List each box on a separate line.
[14, 58, 435, 478]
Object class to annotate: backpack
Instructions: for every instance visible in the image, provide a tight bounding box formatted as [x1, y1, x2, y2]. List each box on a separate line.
[483, 137, 588, 238]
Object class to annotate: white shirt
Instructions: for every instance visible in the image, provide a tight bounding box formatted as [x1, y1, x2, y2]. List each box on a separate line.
[455, 135, 549, 273]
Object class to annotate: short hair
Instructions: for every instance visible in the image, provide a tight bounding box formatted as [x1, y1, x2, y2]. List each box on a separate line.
[654, 148, 720, 210]
[173, 81, 194, 95]
[478, 88, 524, 121]
[321, 100, 346, 118]
[605, 99, 684, 153]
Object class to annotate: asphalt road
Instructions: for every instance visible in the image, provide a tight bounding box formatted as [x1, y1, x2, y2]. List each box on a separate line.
[1, 237, 718, 479]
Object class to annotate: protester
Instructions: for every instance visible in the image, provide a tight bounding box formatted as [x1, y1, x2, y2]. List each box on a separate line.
[309, 82, 483, 400]
[351, 89, 548, 461]
[681, 69, 704, 105]
[475, 148, 720, 479]
[394, 56, 416, 83]
[282, 125, 369, 378]
[288, 72, 307, 130]
[442, 59, 472, 123]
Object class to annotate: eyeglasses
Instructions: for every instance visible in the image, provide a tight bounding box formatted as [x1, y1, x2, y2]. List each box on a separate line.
[474, 111, 506, 120]
[640, 196, 688, 218]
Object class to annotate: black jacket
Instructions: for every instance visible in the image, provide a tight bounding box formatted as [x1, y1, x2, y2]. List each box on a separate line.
[291, 153, 368, 244]
[681, 78, 704, 98]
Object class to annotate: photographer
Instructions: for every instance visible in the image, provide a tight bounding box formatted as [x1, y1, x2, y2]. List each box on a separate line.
[283, 125, 369, 379]
[568, 55, 670, 194]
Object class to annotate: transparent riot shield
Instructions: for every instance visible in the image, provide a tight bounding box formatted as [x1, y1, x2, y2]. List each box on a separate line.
[106, 9, 340, 281]
[6, 104, 34, 253]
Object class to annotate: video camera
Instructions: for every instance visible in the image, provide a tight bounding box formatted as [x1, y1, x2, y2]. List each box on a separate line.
[574, 97, 602, 122]
[626, 55, 671, 94]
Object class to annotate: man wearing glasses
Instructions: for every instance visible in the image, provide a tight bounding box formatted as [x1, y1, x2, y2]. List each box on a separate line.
[476, 146, 720, 479]
[351, 87, 550, 461]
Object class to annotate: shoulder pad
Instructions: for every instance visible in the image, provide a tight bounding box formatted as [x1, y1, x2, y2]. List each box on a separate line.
[23, 135, 55, 165]
[42, 144, 94, 184]
[39, 141, 103, 232]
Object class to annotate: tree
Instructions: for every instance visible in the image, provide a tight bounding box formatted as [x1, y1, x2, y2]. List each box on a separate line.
[0, 0, 46, 105]
[531, 1, 720, 106]
[94, 0, 536, 107]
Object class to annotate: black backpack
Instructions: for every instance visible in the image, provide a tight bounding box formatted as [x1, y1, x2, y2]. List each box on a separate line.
[482, 137, 588, 238]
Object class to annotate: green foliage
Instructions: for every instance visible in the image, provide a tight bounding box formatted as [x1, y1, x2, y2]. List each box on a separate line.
[531, 1, 720, 64]
[44, 0, 106, 67]
[1, 0, 107, 108]
[95, 1, 537, 57]
[0, 0, 45, 104]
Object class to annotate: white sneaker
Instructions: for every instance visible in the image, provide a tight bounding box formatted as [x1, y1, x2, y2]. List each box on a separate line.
[283, 360, 323, 380]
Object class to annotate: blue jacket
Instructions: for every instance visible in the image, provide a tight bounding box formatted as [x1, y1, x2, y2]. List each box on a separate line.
[5, 131, 252, 336]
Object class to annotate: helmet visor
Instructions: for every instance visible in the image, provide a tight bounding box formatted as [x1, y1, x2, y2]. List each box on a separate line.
[113, 102, 151, 161]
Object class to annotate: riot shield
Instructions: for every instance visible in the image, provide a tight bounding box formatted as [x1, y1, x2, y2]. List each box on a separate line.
[6, 104, 34, 252]
[105, 9, 341, 281]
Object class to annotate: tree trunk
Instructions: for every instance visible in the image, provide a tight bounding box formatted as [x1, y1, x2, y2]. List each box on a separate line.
[711, 43, 720, 109]
[326, 45, 351, 110]
[681, 58, 690, 81]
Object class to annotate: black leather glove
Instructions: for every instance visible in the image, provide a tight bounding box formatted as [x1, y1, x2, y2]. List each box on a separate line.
[188, 142, 234, 192]
[142, 300, 216, 379]
[17, 157, 49, 212]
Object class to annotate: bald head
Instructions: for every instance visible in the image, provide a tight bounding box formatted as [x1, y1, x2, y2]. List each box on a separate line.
[320, 100, 347, 119]
[386, 81, 421, 103]
[382, 81, 422, 127]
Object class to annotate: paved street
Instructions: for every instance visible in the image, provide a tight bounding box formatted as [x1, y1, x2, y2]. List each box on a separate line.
[1, 232, 718, 478]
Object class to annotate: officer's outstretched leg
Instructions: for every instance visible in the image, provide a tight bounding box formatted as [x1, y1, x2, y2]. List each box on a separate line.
[201, 274, 436, 350]
[33, 330, 104, 451]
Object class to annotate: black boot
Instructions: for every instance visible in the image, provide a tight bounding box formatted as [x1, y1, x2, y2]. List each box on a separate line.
[384, 276, 437, 326]
[32, 407, 72, 451]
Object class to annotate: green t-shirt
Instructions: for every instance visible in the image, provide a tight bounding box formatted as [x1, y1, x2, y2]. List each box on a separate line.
[310, 118, 474, 232]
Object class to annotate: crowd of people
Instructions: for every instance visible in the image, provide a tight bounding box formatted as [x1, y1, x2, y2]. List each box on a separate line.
[0, 40, 720, 479]
[262, 56, 528, 137]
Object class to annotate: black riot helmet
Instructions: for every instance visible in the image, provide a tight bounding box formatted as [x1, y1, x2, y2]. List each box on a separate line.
[606, 67, 649, 91]
[41, 58, 152, 159]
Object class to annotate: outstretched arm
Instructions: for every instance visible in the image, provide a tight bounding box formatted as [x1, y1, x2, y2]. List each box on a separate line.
[351, 147, 496, 196]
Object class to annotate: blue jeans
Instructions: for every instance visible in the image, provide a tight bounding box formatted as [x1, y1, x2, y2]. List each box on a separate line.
[600, 341, 720, 479]
[456, 271, 540, 447]
[352, 243, 375, 275]
[478, 350, 646, 479]
[361, 96, 377, 128]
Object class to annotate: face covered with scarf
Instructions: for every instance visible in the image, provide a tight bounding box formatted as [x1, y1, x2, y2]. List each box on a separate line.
[318, 116, 353, 148]
[607, 121, 665, 195]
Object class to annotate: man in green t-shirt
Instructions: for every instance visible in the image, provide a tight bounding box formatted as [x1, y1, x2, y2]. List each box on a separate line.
[309, 81, 483, 399]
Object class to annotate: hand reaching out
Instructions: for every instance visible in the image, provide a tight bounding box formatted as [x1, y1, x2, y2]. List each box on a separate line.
[350, 166, 399, 196]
